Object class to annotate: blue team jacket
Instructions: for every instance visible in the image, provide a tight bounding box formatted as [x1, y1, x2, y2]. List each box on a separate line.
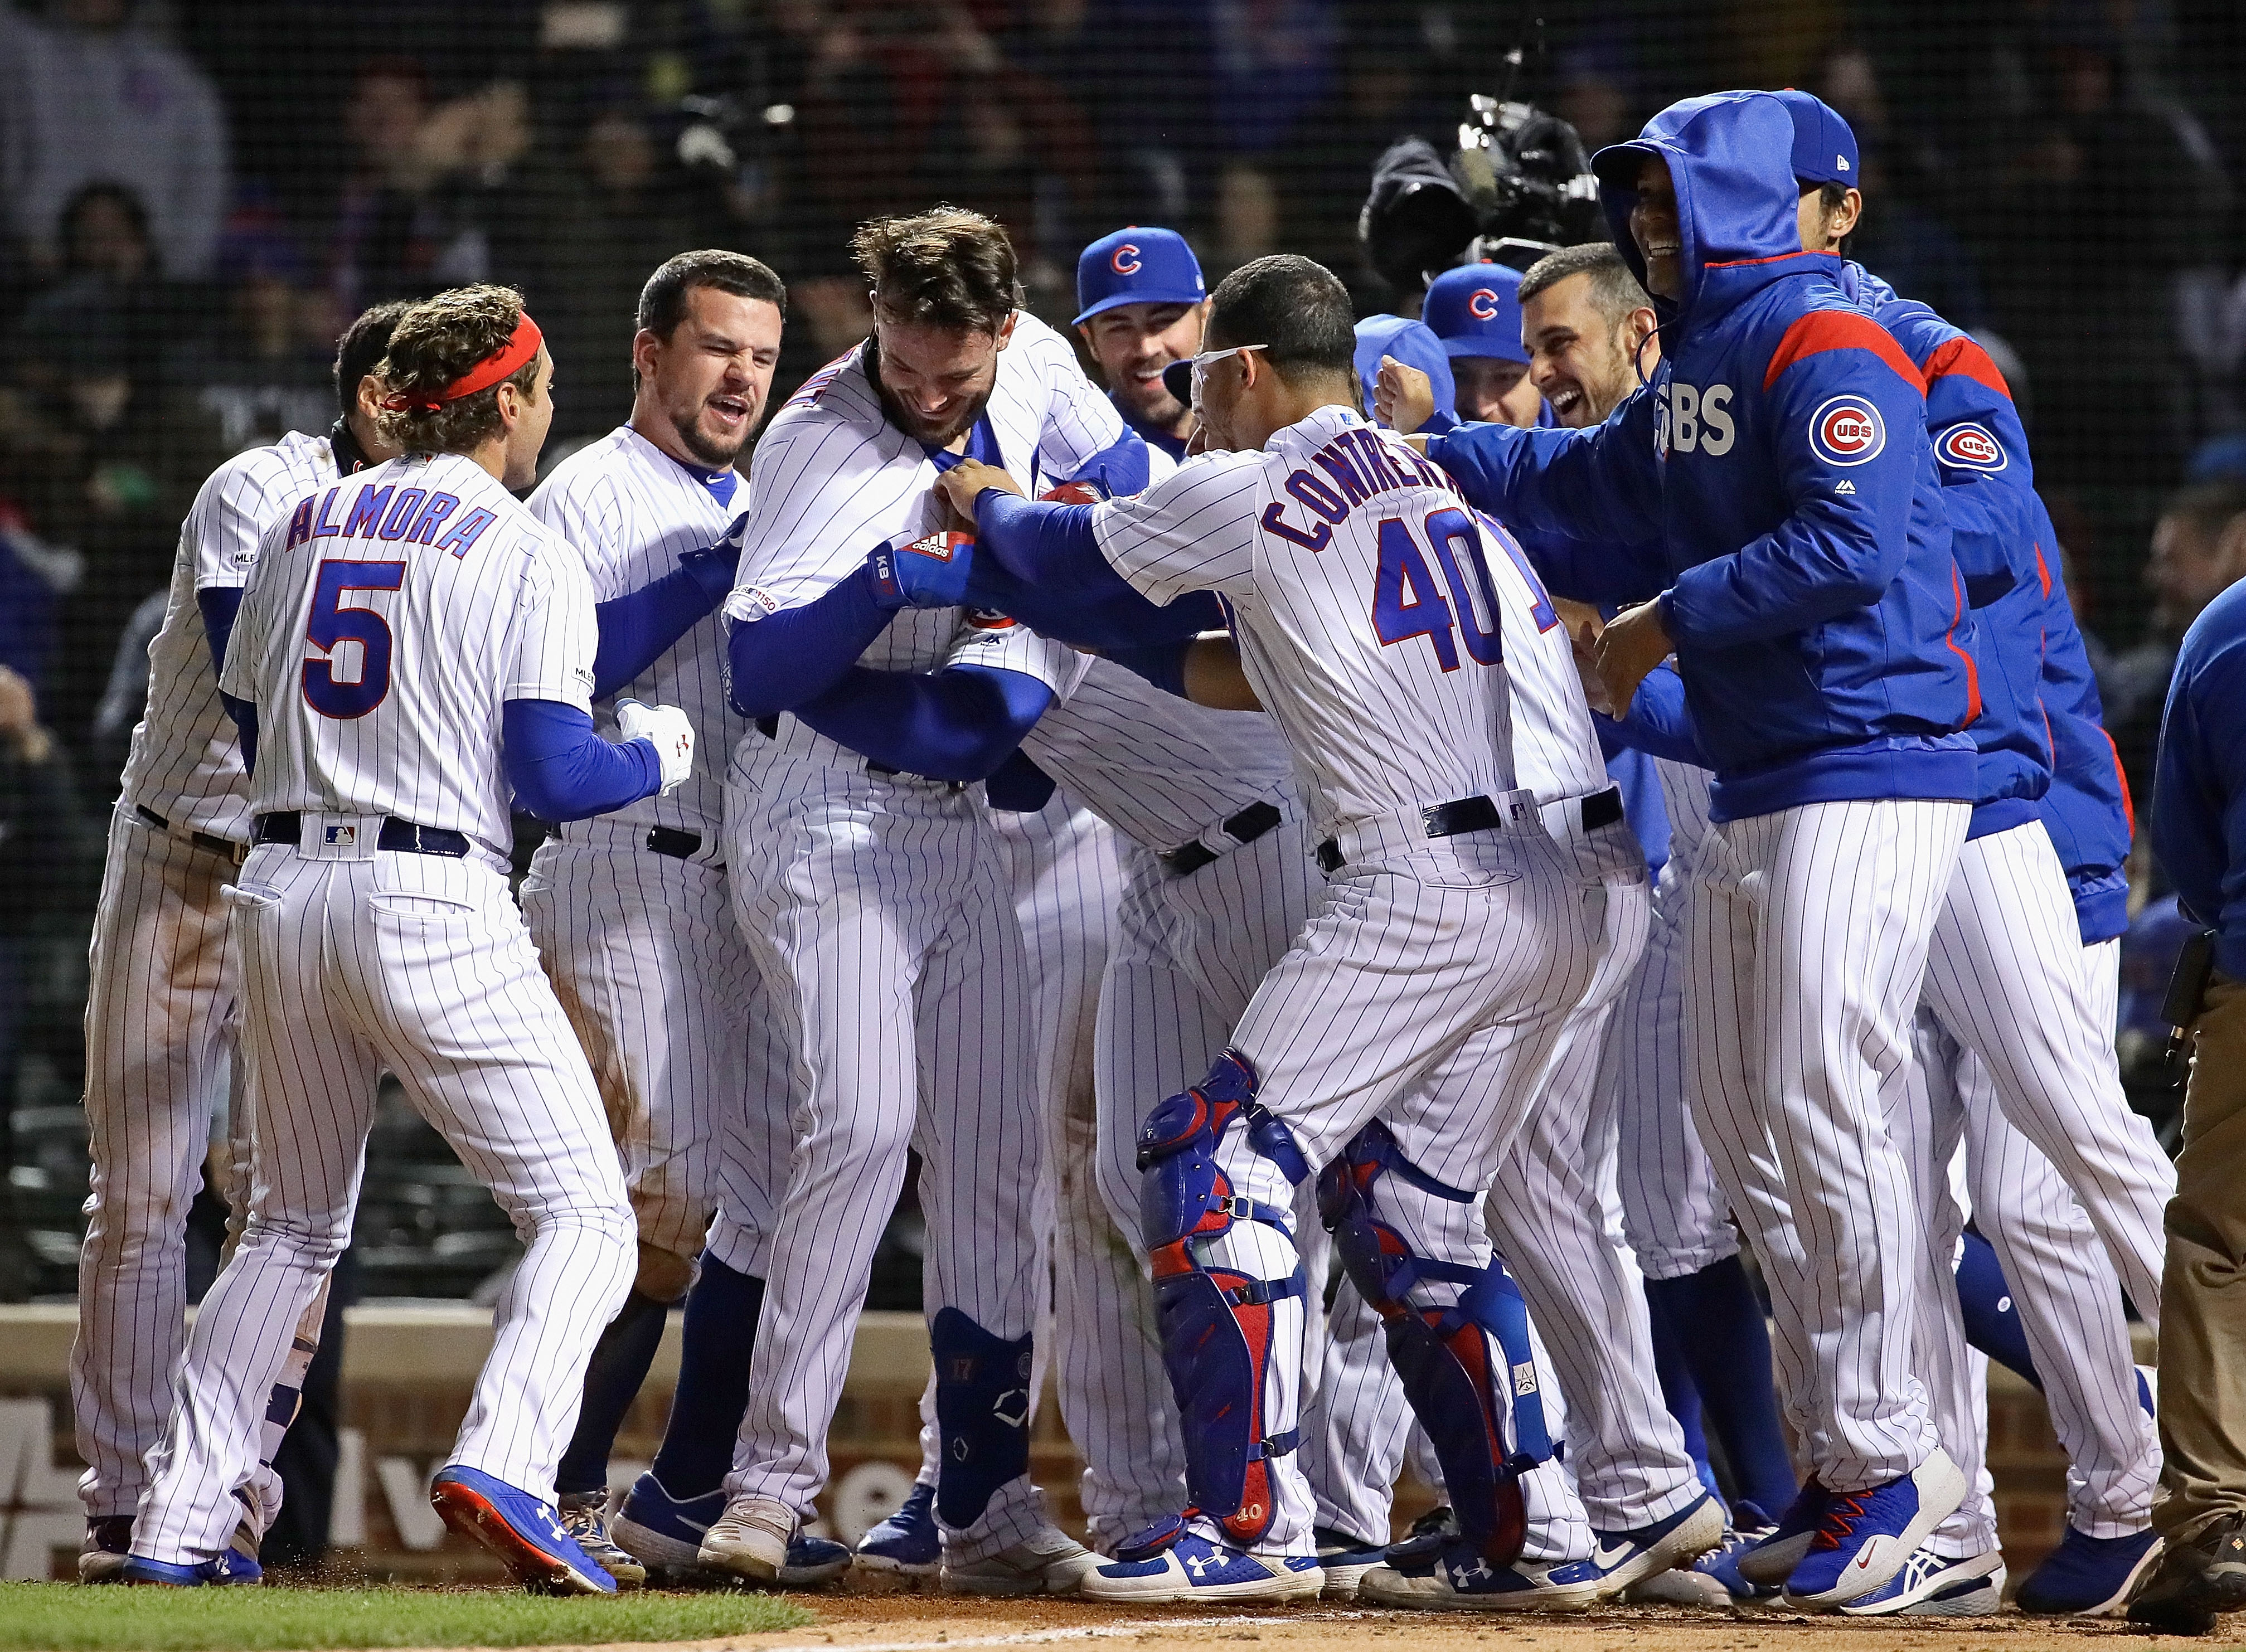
[1428, 91, 1979, 823]
[2153, 578, 2246, 979]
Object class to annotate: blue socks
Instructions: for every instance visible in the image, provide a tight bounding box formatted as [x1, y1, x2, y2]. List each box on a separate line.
[1643, 1256, 1798, 1519]
[1953, 1228, 2042, 1390]
[1646, 1287, 1722, 1502]
[557, 1289, 671, 1496]
[648, 1256, 767, 1499]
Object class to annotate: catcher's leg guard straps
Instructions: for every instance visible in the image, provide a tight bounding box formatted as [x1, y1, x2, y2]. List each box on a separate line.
[931, 1307, 1034, 1529]
[1137, 1049, 1308, 1547]
[1318, 1120, 1550, 1564]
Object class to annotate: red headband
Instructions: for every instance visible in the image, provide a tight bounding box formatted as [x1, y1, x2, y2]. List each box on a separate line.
[381, 311, 543, 414]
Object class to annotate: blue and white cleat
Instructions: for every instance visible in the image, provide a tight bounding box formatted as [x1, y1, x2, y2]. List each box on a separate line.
[430, 1464, 615, 1595]
[855, 1482, 940, 1584]
[119, 1551, 263, 1586]
[615, 1474, 850, 1586]
[2016, 1525, 2162, 1617]
[1734, 1483, 1829, 1586]
[1359, 1540, 1603, 1612]
[1586, 1490, 1725, 1598]
[1314, 1524, 1390, 1600]
[1835, 1546, 2004, 1616]
[1779, 1449, 1967, 1609]
[1082, 1519, 1323, 1604]
[1689, 1507, 1783, 1602]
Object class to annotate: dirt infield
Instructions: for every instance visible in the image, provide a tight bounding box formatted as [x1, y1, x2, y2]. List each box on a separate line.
[483, 1589, 2225, 1652]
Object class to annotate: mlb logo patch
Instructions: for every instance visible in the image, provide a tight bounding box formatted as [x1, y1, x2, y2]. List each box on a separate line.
[324, 824, 357, 847]
[1809, 395, 1886, 467]
[1936, 421, 2007, 473]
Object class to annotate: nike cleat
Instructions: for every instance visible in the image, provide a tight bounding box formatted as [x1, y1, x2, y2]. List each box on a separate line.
[1585, 1489, 1725, 1598]
[1779, 1449, 1967, 1608]
[855, 1481, 939, 1584]
[1314, 1524, 1389, 1600]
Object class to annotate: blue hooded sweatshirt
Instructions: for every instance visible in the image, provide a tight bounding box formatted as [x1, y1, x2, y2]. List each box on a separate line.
[1427, 91, 1980, 823]
[1840, 263, 2131, 939]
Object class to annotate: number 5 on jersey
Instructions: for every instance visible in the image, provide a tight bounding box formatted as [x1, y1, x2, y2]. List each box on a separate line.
[303, 560, 404, 718]
[1372, 507, 1504, 671]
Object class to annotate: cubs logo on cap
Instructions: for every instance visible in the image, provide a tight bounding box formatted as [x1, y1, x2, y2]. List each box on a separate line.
[1810, 395, 1886, 465]
[1075, 226, 1206, 325]
[1935, 422, 2007, 473]
[1422, 262, 1531, 365]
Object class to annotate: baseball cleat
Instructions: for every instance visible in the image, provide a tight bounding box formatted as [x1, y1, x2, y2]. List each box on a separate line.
[1359, 1540, 1602, 1611]
[1835, 1546, 2004, 1616]
[941, 1524, 1102, 1596]
[1585, 1489, 1725, 1598]
[697, 1493, 795, 1582]
[1734, 1483, 1828, 1586]
[1313, 1524, 1389, 1599]
[1690, 1509, 1783, 1601]
[855, 1481, 940, 1583]
[1623, 1564, 1736, 1607]
[429, 1465, 615, 1595]
[1082, 1526, 1323, 1603]
[119, 1551, 263, 1586]
[78, 1516, 133, 1584]
[1778, 1449, 1966, 1608]
[2016, 1525, 2161, 1617]
[1379, 1505, 1457, 1571]
[558, 1490, 646, 1589]
[614, 1473, 849, 1586]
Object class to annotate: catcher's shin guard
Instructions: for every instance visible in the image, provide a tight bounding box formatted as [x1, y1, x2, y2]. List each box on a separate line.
[1137, 1049, 1309, 1547]
[1318, 1120, 1551, 1567]
[930, 1308, 1035, 1529]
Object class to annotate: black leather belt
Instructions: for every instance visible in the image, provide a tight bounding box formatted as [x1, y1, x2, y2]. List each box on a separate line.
[254, 812, 470, 857]
[1578, 786, 1624, 832]
[1315, 793, 1506, 875]
[1161, 800, 1283, 878]
[135, 805, 244, 863]
[646, 827, 701, 859]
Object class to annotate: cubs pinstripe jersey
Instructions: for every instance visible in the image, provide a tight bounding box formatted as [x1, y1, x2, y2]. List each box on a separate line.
[1023, 654, 1294, 853]
[528, 424, 743, 836]
[1655, 755, 1714, 872]
[723, 312, 1126, 684]
[1479, 513, 1609, 810]
[1093, 404, 1519, 836]
[119, 430, 339, 839]
[220, 451, 597, 852]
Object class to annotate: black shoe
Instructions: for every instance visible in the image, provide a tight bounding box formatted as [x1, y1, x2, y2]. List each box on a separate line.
[2127, 1514, 2246, 1635]
[79, 1517, 134, 1584]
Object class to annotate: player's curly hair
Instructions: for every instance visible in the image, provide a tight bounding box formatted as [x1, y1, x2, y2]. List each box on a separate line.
[852, 206, 1022, 335]
[372, 284, 544, 455]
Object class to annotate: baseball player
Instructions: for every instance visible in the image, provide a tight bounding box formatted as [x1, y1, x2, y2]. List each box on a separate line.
[933, 252, 1598, 1605]
[698, 207, 1143, 1593]
[127, 287, 692, 1592]
[1409, 262, 1546, 430]
[1073, 227, 1207, 461]
[512, 250, 823, 1589]
[1423, 92, 1982, 1607]
[71, 300, 408, 1582]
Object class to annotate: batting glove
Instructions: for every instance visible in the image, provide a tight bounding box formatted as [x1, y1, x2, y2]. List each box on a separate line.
[618, 698, 694, 796]
[865, 528, 975, 610]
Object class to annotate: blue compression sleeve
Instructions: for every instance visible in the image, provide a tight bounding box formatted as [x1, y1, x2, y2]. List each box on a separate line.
[197, 586, 244, 678]
[1063, 431, 1153, 498]
[963, 489, 1220, 646]
[1105, 639, 1191, 699]
[984, 748, 1059, 812]
[219, 691, 258, 777]
[973, 493, 1113, 590]
[726, 567, 892, 719]
[1594, 664, 1712, 767]
[502, 698, 661, 822]
[792, 664, 1055, 781]
[593, 555, 734, 699]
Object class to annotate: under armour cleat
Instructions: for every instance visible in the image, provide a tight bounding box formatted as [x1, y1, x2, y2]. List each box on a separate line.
[941, 1524, 1102, 1596]
[1359, 1539, 1603, 1611]
[119, 1551, 263, 1586]
[429, 1465, 615, 1595]
[1779, 1449, 1966, 1608]
[1083, 1522, 1323, 1603]
[1585, 1489, 1725, 1598]
[558, 1490, 646, 1590]
[2017, 1525, 2161, 1617]
[1835, 1546, 2004, 1616]
[855, 1481, 939, 1583]
[1314, 1524, 1389, 1600]
[1735, 1482, 1828, 1586]
[79, 1517, 132, 1585]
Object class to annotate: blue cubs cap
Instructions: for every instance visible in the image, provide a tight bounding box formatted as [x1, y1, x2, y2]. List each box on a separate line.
[1420, 263, 1530, 363]
[1773, 89, 1859, 187]
[1074, 227, 1206, 325]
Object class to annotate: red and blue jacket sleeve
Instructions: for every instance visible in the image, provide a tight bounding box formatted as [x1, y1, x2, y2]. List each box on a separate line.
[1662, 309, 1932, 648]
[1426, 385, 1666, 548]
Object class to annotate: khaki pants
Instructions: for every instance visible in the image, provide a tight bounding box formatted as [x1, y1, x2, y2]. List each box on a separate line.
[2156, 970, 2246, 1541]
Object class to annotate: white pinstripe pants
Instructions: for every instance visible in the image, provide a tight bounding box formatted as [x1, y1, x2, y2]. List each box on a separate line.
[1684, 798, 1966, 1493]
[134, 839, 634, 1562]
[725, 765, 1049, 1562]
